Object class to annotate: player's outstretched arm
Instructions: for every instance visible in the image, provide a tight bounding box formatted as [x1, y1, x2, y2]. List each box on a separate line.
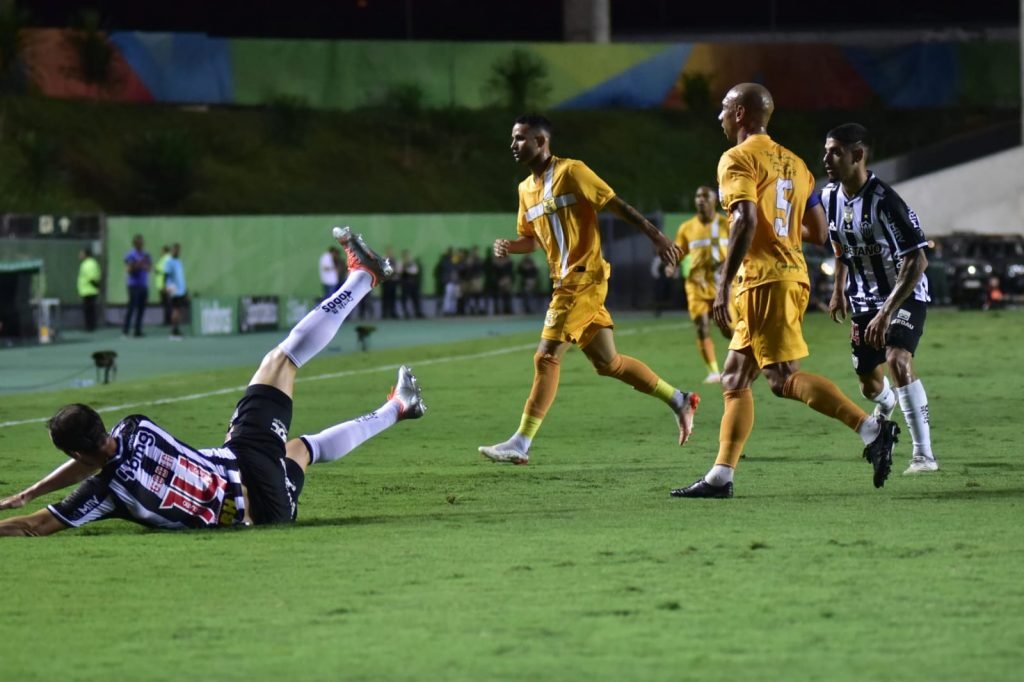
[0, 459, 99, 511]
[605, 196, 682, 267]
[0, 509, 67, 537]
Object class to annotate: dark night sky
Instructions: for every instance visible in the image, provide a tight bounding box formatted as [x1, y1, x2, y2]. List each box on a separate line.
[17, 0, 1021, 40]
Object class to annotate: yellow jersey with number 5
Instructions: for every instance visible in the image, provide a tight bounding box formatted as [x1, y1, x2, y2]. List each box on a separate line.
[716, 134, 814, 293]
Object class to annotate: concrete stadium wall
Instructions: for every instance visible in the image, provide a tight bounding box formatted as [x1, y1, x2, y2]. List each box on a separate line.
[894, 146, 1024, 235]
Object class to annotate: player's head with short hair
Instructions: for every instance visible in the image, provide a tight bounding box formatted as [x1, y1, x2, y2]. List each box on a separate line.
[824, 123, 870, 183]
[48, 404, 108, 456]
[826, 122, 871, 153]
[511, 114, 553, 168]
[694, 185, 717, 217]
[514, 114, 553, 138]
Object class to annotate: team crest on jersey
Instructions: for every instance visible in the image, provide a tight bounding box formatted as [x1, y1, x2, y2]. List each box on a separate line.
[842, 204, 854, 225]
[543, 197, 558, 214]
[271, 418, 288, 442]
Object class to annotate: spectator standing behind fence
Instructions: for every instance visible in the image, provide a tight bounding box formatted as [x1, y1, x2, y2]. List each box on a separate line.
[77, 248, 101, 332]
[399, 250, 424, 318]
[122, 234, 151, 338]
[155, 245, 171, 325]
[164, 243, 188, 340]
[319, 246, 340, 298]
[493, 252, 515, 314]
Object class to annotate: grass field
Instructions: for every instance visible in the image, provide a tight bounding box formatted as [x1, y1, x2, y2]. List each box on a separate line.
[0, 308, 1021, 681]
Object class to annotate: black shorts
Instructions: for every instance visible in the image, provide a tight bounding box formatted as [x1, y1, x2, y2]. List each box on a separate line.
[170, 295, 187, 309]
[850, 299, 927, 375]
[224, 385, 306, 525]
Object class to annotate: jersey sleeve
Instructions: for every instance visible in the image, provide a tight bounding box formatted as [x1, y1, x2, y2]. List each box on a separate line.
[47, 475, 122, 528]
[878, 190, 928, 255]
[568, 161, 616, 211]
[516, 186, 533, 238]
[716, 149, 757, 210]
[674, 223, 689, 253]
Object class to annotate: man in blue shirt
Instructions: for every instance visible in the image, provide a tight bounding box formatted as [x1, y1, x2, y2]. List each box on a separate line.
[122, 234, 152, 337]
[163, 243, 188, 339]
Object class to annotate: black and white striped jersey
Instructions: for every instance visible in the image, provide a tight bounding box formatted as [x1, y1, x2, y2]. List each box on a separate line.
[48, 415, 247, 530]
[823, 173, 930, 315]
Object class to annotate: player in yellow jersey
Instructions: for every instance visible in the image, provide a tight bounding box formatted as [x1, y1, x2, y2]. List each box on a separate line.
[670, 84, 900, 497]
[478, 114, 699, 465]
[672, 186, 734, 383]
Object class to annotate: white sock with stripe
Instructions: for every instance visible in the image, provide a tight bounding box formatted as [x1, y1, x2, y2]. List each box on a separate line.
[896, 379, 934, 460]
[302, 400, 401, 465]
[279, 270, 372, 368]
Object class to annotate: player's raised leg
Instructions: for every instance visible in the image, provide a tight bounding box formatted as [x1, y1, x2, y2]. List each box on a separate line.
[287, 365, 427, 471]
[583, 328, 699, 446]
[247, 227, 392, 399]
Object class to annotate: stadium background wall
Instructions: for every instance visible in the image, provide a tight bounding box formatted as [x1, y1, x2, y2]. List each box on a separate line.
[101, 213, 687, 304]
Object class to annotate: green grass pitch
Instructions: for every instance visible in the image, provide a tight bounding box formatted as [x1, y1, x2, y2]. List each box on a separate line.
[1, 309, 1021, 681]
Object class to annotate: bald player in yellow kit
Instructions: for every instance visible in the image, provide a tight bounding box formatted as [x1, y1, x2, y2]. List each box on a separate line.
[670, 84, 901, 498]
[673, 186, 734, 383]
[478, 114, 699, 465]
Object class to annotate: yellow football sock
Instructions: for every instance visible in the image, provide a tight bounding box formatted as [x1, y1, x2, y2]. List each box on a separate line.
[782, 371, 867, 432]
[715, 388, 754, 468]
[517, 413, 544, 439]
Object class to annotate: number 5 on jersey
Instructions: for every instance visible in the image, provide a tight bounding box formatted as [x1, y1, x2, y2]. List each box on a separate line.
[774, 178, 794, 237]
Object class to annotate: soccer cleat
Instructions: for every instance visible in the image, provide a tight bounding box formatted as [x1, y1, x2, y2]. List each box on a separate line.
[675, 391, 700, 446]
[863, 417, 900, 488]
[703, 372, 722, 384]
[387, 365, 427, 420]
[903, 456, 939, 475]
[478, 442, 529, 465]
[670, 478, 734, 498]
[332, 226, 394, 287]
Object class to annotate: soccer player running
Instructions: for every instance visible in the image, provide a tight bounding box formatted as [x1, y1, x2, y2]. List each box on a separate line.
[671, 83, 900, 498]
[0, 229, 426, 536]
[823, 123, 938, 475]
[478, 114, 699, 465]
[671, 186, 734, 383]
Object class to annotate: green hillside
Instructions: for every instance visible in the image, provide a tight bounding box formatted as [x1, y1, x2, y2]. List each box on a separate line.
[0, 96, 1016, 215]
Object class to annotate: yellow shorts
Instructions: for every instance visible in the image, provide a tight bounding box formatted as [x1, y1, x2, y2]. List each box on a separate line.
[729, 281, 809, 367]
[541, 279, 613, 346]
[685, 281, 738, 325]
[685, 281, 714, 320]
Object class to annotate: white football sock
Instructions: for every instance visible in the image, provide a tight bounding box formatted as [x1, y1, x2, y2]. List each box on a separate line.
[508, 433, 532, 453]
[872, 376, 897, 416]
[705, 464, 734, 486]
[858, 417, 881, 444]
[896, 379, 934, 460]
[279, 271, 373, 368]
[303, 400, 401, 465]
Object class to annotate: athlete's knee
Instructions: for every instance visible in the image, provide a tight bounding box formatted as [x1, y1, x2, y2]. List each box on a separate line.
[534, 351, 561, 373]
[593, 353, 623, 377]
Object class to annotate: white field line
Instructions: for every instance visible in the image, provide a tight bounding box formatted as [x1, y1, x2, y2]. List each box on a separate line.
[0, 323, 685, 430]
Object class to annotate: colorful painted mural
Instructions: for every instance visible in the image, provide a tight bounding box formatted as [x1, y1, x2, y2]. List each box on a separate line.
[16, 30, 1020, 110]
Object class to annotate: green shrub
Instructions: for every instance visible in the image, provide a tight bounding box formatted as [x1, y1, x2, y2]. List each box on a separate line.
[124, 130, 200, 210]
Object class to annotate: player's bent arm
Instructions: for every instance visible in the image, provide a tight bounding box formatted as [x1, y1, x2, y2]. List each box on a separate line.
[606, 197, 680, 265]
[0, 509, 67, 537]
[802, 203, 829, 246]
[879, 249, 928, 317]
[723, 200, 757, 285]
[504, 236, 537, 254]
[0, 459, 99, 510]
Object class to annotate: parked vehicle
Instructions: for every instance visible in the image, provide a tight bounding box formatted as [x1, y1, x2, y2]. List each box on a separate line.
[939, 233, 1024, 308]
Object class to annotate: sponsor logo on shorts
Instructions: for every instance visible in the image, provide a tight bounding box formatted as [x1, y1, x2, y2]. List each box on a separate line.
[271, 418, 288, 442]
[896, 309, 912, 321]
[73, 494, 103, 520]
[321, 289, 354, 315]
[891, 317, 915, 331]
